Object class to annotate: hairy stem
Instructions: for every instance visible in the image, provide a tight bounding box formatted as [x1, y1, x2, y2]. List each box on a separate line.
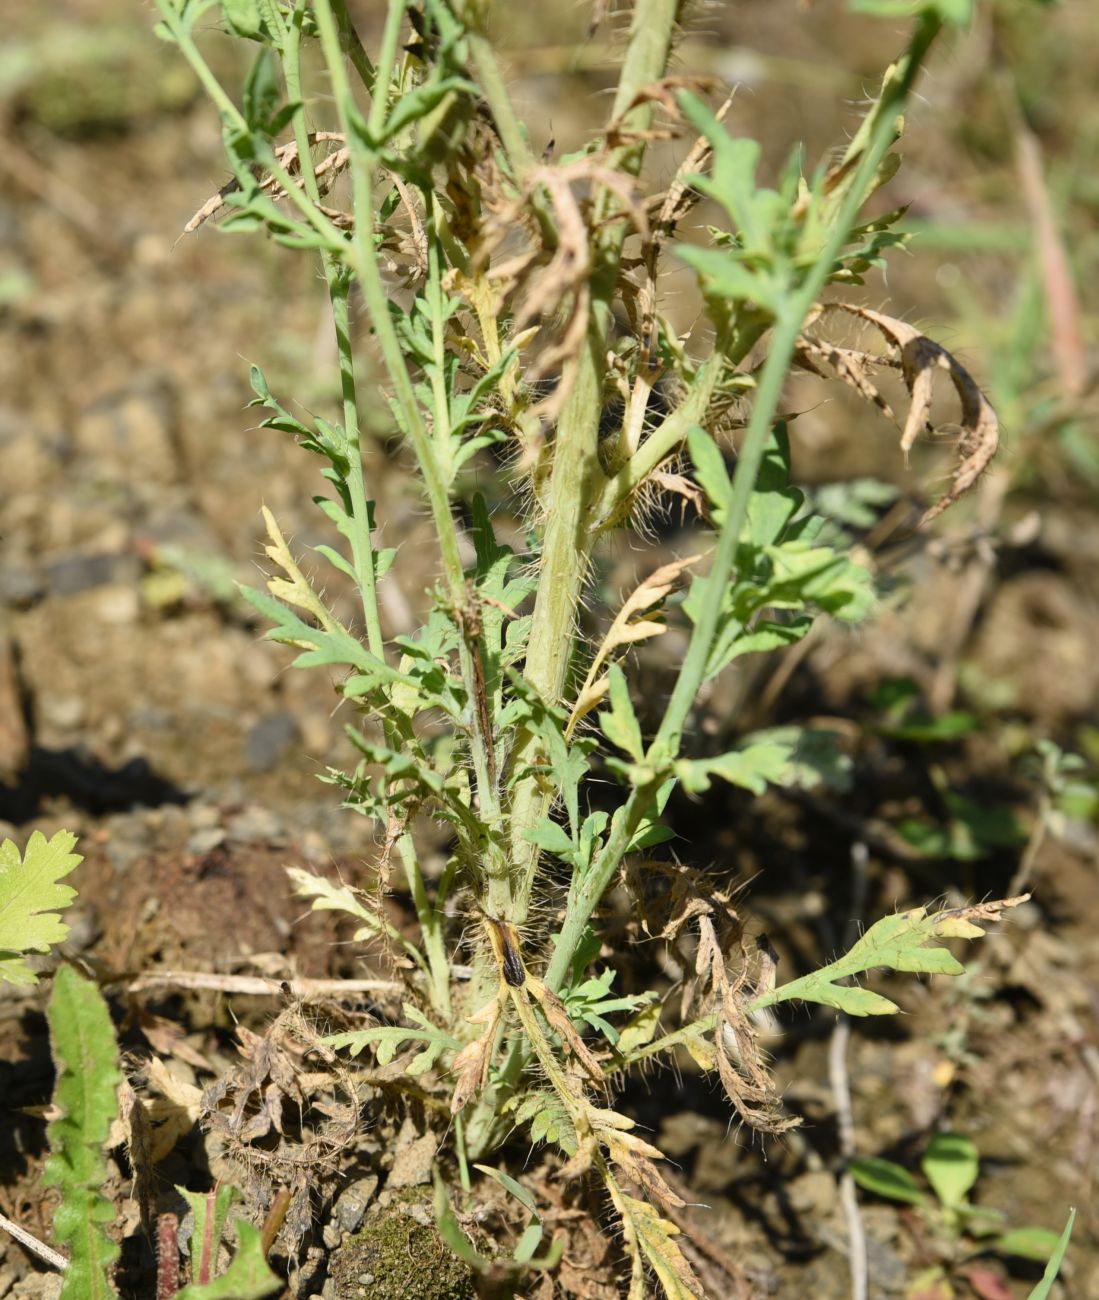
[315, 0, 510, 908]
[506, 0, 682, 925]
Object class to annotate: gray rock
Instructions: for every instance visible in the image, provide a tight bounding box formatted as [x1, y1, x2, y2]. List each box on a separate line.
[45, 551, 142, 596]
[0, 565, 44, 607]
[226, 804, 285, 845]
[334, 1176, 379, 1235]
[245, 711, 300, 773]
[186, 826, 226, 855]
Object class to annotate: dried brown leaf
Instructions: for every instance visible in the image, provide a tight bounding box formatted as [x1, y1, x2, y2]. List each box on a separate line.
[528, 979, 605, 1085]
[182, 132, 348, 236]
[449, 995, 504, 1114]
[568, 553, 700, 737]
[811, 303, 1000, 524]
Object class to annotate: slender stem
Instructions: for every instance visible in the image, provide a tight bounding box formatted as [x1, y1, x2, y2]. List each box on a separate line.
[315, 0, 510, 908]
[152, 1, 249, 131]
[366, 0, 406, 138]
[285, 9, 384, 650]
[331, 0, 377, 93]
[401, 834, 453, 1018]
[544, 15, 944, 992]
[464, 27, 537, 178]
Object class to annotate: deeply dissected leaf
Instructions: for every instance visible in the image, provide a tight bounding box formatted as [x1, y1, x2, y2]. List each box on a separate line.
[507, 1091, 578, 1156]
[0, 830, 82, 986]
[675, 726, 850, 797]
[599, 665, 645, 762]
[45, 967, 122, 1300]
[611, 1187, 702, 1300]
[749, 896, 1028, 1016]
[325, 1005, 459, 1072]
[569, 553, 699, 737]
[285, 866, 390, 943]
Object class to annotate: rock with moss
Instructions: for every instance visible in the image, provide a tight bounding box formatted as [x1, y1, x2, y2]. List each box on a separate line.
[328, 1198, 474, 1300]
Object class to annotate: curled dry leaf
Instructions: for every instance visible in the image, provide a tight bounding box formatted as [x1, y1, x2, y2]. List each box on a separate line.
[449, 994, 504, 1114]
[567, 553, 701, 738]
[528, 979, 606, 1085]
[932, 892, 1030, 940]
[803, 303, 999, 525]
[696, 916, 798, 1134]
[476, 157, 648, 389]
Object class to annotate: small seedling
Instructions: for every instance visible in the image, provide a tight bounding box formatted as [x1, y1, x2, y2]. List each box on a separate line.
[851, 1132, 1064, 1298]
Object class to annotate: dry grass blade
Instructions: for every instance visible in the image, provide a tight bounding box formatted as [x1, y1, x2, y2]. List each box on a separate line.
[812, 303, 999, 525]
[1014, 114, 1088, 400]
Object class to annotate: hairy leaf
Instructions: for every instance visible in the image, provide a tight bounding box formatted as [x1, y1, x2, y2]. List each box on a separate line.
[45, 967, 122, 1300]
[175, 1222, 280, 1299]
[749, 896, 1028, 1016]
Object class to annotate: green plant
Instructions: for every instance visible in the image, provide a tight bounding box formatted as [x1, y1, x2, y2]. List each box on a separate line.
[851, 1132, 1068, 1298]
[45, 966, 122, 1300]
[45, 966, 280, 1299]
[0, 829, 82, 986]
[0, 831, 278, 1297]
[147, 0, 1041, 1293]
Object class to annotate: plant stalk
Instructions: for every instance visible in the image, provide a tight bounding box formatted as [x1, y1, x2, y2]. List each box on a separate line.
[543, 13, 945, 993]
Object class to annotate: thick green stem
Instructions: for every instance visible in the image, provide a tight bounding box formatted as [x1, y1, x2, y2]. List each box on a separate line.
[543, 14, 945, 993]
[506, 0, 682, 924]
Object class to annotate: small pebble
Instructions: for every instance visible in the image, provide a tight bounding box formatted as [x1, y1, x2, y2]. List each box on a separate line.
[226, 804, 285, 844]
[334, 1176, 378, 1234]
[186, 826, 226, 855]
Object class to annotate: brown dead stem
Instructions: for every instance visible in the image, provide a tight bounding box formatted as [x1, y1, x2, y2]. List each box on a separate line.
[475, 157, 648, 393]
[182, 132, 350, 235]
